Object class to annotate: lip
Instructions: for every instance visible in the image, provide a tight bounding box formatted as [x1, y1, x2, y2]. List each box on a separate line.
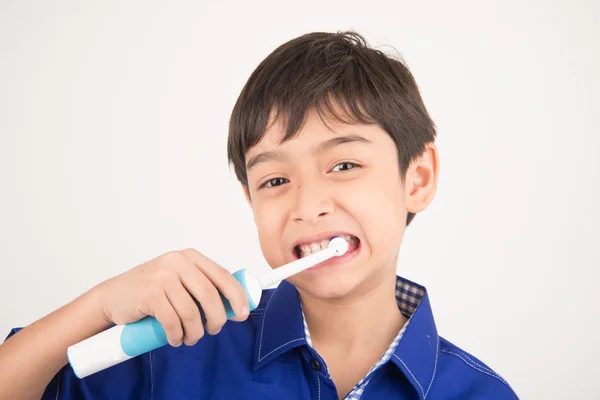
[289, 231, 361, 261]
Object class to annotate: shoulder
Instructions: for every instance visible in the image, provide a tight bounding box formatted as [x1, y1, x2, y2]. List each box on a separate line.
[431, 337, 519, 399]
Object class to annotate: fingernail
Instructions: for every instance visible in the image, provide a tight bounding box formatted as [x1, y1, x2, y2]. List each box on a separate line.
[241, 306, 249, 317]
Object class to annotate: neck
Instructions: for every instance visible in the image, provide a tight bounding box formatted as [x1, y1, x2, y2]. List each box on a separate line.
[299, 268, 406, 353]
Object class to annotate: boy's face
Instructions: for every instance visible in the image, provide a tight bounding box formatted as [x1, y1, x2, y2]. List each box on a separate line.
[244, 110, 438, 299]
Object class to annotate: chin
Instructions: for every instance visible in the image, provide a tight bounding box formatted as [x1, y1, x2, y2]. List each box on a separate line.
[288, 271, 364, 300]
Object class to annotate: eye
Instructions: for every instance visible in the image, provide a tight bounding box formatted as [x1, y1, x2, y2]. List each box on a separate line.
[330, 162, 360, 172]
[259, 177, 289, 189]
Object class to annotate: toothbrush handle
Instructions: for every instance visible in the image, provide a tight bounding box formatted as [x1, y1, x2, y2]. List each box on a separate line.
[67, 269, 262, 379]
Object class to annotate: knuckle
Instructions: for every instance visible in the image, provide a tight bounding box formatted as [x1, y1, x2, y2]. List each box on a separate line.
[163, 320, 182, 340]
[162, 251, 180, 263]
[154, 269, 172, 283]
[181, 248, 199, 257]
[206, 312, 227, 335]
[183, 324, 204, 345]
[217, 265, 234, 280]
[162, 251, 186, 268]
[190, 327, 205, 344]
[206, 322, 223, 336]
[197, 282, 218, 302]
[179, 304, 199, 323]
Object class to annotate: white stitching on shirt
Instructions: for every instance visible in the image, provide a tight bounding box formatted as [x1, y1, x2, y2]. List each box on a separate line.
[440, 349, 515, 398]
[461, 352, 496, 374]
[149, 351, 154, 400]
[55, 370, 60, 400]
[257, 290, 305, 362]
[300, 350, 325, 399]
[257, 291, 274, 361]
[259, 338, 305, 362]
[317, 374, 321, 400]
[424, 337, 439, 398]
[446, 349, 508, 386]
[392, 354, 425, 398]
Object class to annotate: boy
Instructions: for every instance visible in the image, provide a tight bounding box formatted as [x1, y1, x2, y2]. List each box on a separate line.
[0, 31, 518, 399]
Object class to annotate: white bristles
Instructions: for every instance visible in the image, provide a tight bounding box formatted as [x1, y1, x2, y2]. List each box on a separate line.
[328, 237, 349, 256]
[257, 236, 349, 288]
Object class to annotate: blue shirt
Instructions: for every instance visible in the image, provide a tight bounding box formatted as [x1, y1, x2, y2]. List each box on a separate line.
[6, 276, 519, 399]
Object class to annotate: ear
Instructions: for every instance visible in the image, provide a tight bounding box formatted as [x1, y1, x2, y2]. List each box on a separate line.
[405, 143, 440, 214]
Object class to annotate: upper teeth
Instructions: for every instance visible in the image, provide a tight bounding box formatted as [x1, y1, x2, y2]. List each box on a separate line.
[298, 235, 353, 257]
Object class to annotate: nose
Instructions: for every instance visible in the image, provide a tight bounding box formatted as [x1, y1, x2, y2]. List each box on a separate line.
[290, 179, 334, 224]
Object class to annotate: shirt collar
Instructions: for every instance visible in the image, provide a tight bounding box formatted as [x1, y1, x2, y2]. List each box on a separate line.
[252, 280, 307, 370]
[252, 277, 439, 400]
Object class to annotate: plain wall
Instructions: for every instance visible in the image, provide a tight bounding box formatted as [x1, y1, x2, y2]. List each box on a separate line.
[1, 1, 599, 398]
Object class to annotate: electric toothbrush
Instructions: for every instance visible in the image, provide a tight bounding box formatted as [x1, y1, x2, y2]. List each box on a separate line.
[67, 237, 349, 378]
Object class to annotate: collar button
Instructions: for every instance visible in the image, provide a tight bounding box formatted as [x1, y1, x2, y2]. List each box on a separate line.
[309, 358, 321, 371]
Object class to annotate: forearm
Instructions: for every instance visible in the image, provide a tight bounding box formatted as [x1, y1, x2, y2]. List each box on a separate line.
[0, 287, 112, 400]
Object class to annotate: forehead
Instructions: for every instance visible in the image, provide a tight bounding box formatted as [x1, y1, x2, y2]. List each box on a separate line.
[247, 109, 367, 158]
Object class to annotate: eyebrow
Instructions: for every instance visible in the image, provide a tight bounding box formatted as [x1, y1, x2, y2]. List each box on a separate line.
[313, 134, 371, 155]
[246, 134, 371, 171]
[246, 150, 286, 171]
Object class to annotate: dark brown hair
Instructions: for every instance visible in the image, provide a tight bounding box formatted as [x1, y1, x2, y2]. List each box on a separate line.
[227, 31, 436, 226]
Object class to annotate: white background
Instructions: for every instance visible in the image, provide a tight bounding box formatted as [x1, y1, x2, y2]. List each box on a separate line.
[1, 1, 599, 398]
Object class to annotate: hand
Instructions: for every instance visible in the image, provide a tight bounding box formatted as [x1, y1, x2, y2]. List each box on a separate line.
[95, 249, 250, 347]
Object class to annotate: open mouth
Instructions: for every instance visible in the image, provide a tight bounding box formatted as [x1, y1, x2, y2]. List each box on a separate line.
[293, 235, 360, 259]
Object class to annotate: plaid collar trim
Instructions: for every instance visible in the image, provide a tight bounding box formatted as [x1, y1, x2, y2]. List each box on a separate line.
[395, 276, 425, 317]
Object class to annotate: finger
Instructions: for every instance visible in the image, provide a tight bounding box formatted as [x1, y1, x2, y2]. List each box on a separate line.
[181, 249, 250, 322]
[151, 293, 184, 347]
[179, 263, 228, 335]
[164, 280, 204, 346]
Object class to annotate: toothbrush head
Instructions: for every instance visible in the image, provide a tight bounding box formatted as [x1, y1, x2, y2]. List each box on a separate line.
[329, 237, 349, 256]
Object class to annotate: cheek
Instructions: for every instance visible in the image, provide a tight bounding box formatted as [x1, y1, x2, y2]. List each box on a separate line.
[338, 171, 406, 257]
[252, 200, 287, 267]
